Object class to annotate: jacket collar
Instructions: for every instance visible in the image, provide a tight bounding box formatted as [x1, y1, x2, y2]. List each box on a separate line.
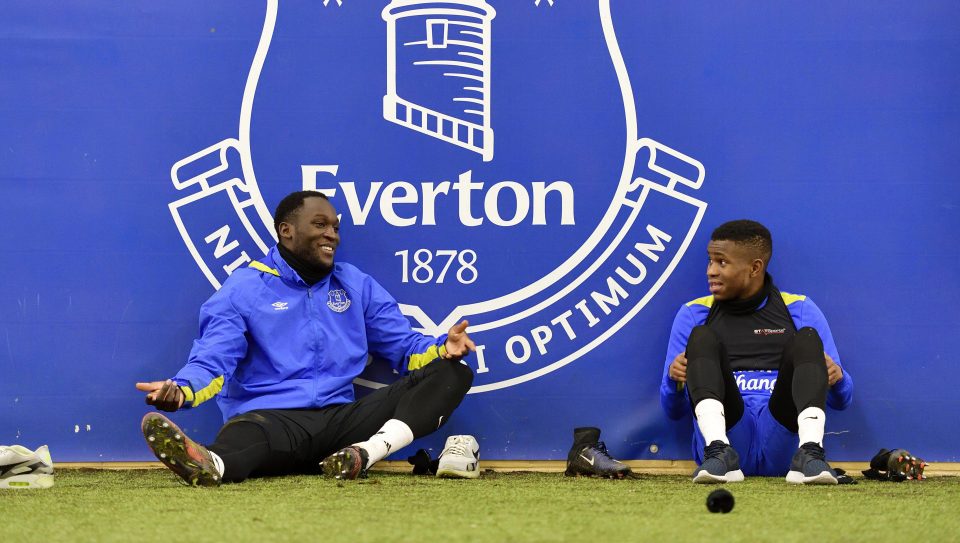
[264, 245, 332, 288]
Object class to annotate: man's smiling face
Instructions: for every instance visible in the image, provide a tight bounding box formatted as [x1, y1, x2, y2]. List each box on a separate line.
[279, 196, 340, 273]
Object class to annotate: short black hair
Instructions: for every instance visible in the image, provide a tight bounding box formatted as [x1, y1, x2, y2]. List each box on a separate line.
[711, 220, 773, 263]
[273, 191, 330, 235]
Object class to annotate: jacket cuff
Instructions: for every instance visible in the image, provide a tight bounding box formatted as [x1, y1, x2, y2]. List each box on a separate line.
[173, 379, 195, 409]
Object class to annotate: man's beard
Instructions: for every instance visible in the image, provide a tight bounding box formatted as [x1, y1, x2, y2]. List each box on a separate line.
[278, 241, 333, 286]
[293, 243, 331, 273]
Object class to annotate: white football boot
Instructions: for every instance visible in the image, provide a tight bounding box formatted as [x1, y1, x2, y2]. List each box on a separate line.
[436, 435, 480, 479]
[0, 445, 54, 489]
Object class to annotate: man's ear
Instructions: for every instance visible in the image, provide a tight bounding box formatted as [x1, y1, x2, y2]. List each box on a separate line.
[278, 222, 292, 241]
[750, 258, 765, 277]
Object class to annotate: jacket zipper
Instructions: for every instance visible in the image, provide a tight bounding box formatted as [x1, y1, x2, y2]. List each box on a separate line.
[306, 287, 321, 403]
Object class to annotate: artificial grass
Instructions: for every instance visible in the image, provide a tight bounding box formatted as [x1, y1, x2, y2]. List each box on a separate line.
[2, 469, 958, 542]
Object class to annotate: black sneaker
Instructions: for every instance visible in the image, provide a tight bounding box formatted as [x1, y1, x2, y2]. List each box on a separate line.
[141, 412, 221, 487]
[693, 440, 744, 484]
[321, 446, 369, 480]
[786, 442, 838, 485]
[862, 448, 927, 481]
[564, 427, 634, 479]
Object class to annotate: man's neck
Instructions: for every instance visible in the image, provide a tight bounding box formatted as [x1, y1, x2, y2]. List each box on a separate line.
[719, 275, 771, 315]
[276, 243, 330, 286]
[738, 281, 765, 301]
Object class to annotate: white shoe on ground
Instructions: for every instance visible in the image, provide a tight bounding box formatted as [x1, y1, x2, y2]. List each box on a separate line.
[436, 435, 480, 479]
[0, 444, 54, 489]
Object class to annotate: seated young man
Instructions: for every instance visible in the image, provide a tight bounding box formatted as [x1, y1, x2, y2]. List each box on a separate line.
[659, 220, 853, 484]
[136, 191, 476, 485]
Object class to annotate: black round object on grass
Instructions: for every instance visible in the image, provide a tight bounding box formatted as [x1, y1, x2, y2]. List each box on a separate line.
[706, 488, 734, 513]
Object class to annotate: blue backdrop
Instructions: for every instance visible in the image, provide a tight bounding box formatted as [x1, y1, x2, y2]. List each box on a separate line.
[1, 1, 958, 463]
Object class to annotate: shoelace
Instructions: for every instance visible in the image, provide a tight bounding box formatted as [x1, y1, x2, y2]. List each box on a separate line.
[703, 441, 728, 460]
[443, 438, 473, 457]
[587, 441, 618, 463]
[800, 442, 826, 461]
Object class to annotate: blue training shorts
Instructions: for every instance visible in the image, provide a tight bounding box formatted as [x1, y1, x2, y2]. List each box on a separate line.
[691, 394, 797, 477]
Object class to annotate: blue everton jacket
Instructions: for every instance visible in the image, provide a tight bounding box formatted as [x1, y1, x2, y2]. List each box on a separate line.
[173, 246, 448, 421]
[659, 292, 854, 420]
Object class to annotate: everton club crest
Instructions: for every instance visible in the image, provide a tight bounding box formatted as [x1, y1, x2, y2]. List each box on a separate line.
[327, 289, 352, 313]
[168, 0, 708, 392]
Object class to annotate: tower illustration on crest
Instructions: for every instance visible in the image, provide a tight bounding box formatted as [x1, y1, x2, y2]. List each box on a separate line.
[382, 0, 496, 161]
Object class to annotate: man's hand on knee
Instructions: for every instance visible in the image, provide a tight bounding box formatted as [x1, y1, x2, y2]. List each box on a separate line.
[824, 353, 842, 386]
[669, 353, 688, 383]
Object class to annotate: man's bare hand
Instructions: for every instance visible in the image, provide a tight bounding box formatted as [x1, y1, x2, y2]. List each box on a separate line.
[824, 352, 843, 386]
[135, 380, 185, 412]
[443, 320, 476, 359]
[669, 352, 688, 383]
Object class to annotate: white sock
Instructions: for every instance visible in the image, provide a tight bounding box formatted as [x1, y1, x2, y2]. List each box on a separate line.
[695, 399, 729, 445]
[797, 406, 826, 447]
[352, 419, 414, 470]
[208, 450, 225, 477]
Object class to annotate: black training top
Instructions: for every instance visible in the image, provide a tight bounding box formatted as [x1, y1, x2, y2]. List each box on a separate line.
[704, 275, 796, 371]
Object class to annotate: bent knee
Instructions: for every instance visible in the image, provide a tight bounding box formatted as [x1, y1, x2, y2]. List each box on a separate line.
[687, 325, 721, 359]
[689, 325, 719, 343]
[793, 326, 824, 351]
[438, 358, 474, 392]
[219, 412, 272, 437]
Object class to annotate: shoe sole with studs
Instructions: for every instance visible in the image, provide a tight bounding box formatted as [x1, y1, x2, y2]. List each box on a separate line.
[321, 448, 366, 480]
[141, 412, 220, 487]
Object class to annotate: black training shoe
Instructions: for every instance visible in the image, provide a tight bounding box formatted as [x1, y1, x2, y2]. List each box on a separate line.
[693, 440, 744, 484]
[564, 427, 634, 479]
[884, 449, 927, 481]
[321, 446, 369, 480]
[862, 448, 928, 481]
[786, 442, 838, 485]
[141, 412, 221, 487]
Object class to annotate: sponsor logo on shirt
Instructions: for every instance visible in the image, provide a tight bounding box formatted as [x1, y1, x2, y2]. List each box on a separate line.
[753, 328, 786, 336]
[271, 301, 289, 311]
[735, 372, 777, 392]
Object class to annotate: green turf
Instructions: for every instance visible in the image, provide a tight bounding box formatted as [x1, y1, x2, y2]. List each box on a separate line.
[2, 469, 958, 542]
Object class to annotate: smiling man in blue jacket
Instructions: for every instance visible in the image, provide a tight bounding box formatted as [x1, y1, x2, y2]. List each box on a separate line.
[136, 191, 476, 485]
[660, 220, 853, 484]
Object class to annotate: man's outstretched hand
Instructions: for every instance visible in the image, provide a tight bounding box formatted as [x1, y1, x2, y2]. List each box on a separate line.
[135, 380, 185, 412]
[443, 320, 476, 360]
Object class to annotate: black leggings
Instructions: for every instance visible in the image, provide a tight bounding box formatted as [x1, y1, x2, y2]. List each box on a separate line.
[208, 359, 473, 482]
[685, 325, 827, 432]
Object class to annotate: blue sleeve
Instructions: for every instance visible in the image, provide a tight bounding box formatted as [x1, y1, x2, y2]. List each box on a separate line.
[793, 297, 853, 410]
[173, 284, 248, 409]
[660, 304, 700, 420]
[362, 276, 447, 374]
